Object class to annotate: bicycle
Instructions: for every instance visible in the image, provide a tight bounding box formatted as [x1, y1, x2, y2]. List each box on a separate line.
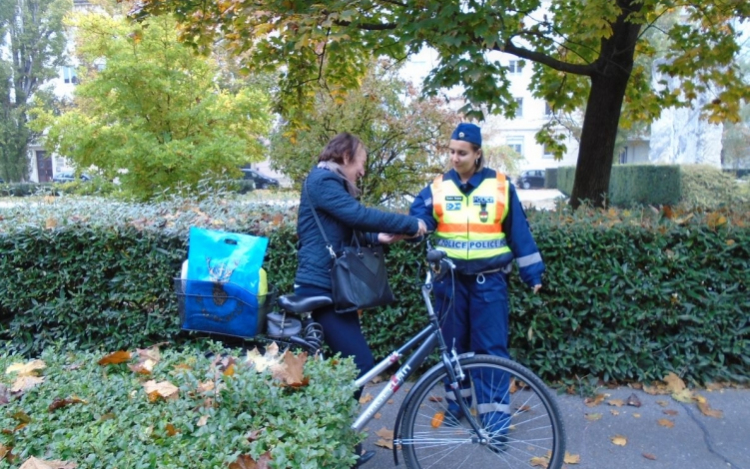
[176, 247, 566, 469]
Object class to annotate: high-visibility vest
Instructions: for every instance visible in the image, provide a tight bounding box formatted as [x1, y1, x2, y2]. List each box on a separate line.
[431, 173, 511, 261]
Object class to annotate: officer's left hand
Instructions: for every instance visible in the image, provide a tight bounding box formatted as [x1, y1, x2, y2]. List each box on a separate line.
[533, 284, 542, 294]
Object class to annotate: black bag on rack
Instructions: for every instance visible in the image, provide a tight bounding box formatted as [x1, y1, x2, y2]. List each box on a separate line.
[306, 181, 396, 313]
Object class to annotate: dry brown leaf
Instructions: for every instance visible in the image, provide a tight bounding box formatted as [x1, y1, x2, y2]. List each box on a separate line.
[663, 409, 678, 416]
[663, 372, 686, 393]
[246, 430, 261, 442]
[610, 409, 620, 416]
[228, 452, 271, 469]
[564, 452, 581, 464]
[45, 217, 58, 230]
[633, 413, 641, 418]
[142, 380, 179, 401]
[697, 401, 723, 418]
[643, 453, 657, 460]
[387, 399, 394, 404]
[6, 360, 46, 377]
[128, 359, 154, 375]
[529, 456, 550, 467]
[98, 351, 131, 366]
[656, 400, 669, 407]
[197, 381, 215, 393]
[611, 435, 627, 446]
[47, 397, 84, 412]
[657, 419, 675, 428]
[11, 376, 44, 394]
[373, 412, 382, 419]
[584, 413, 602, 421]
[136, 345, 162, 363]
[245, 348, 278, 372]
[270, 351, 308, 386]
[607, 399, 625, 407]
[375, 438, 393, 449]
[626, 393, 642, 407]
[197, 415, 209, 427]
[376, 427, 394, 439]
[18, 456, 77, 469]
[584, 394, 605, 407]
[672, 389, 694, 403]
[224, 363, 236, 377]
[165, 423, 179, 436]
[0, 443, 10, 460]
[359, 393, 374, 404]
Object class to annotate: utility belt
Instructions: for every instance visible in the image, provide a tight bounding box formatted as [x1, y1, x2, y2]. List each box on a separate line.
[453, 266, 511, 284]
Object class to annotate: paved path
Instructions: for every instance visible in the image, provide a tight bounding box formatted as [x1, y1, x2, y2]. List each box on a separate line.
[357, 379, 750, 469]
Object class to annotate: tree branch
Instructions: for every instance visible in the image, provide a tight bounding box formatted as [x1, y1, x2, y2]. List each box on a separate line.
[332, 19, 398, 30]
[498, 40, 596, 76]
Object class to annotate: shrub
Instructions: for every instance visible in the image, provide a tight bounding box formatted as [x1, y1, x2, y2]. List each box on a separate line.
[0, 343, 360, 469]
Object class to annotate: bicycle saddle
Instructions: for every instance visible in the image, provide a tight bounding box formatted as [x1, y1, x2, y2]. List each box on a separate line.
[277, 294, 333, 314]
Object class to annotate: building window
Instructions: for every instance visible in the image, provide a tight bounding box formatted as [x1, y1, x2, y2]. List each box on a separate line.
[619, 146, 628, 164]
[506, 136, 524, 156]
[508, 60, 524, 74]
[514, 98, 523, 118]
[63, 67, 77, 84]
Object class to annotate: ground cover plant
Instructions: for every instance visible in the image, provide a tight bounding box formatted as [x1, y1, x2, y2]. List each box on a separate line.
[0, 342, 360, 468]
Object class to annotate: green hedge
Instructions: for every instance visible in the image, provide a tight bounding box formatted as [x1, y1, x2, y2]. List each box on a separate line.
[557, 164, 748, 207]
[1, 197, 748, 385]
[0, 344, 360, 468]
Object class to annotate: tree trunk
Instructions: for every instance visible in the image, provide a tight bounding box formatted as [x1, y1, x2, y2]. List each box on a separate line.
[570, 0, 643, 208]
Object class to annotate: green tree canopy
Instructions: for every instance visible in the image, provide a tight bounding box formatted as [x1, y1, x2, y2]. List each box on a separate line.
[270, 59, 458, 205]
[0, 0, 69, 182]
[31, 11, 272, 200]
[129, 0, 750, 207]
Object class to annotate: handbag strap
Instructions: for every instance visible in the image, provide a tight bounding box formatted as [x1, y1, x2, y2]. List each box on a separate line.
[304, 178, 337, 259]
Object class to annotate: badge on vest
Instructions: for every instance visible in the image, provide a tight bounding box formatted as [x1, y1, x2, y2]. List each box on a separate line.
[479, 209, 489, 222]
[473, 196, 494, 205]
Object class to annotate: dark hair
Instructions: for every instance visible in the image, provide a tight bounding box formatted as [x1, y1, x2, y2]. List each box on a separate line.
[318, 132, 364, 165]
[472, 143, 484, 169]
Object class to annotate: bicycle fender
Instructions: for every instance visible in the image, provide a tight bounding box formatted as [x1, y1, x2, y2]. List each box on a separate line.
[391, 352, 476, 465]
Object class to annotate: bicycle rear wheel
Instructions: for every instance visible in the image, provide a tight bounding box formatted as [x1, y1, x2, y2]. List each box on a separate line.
[401, 355, 565, 469]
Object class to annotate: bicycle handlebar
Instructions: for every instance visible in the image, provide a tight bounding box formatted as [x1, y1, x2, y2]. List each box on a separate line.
[425, 242, 455, 284]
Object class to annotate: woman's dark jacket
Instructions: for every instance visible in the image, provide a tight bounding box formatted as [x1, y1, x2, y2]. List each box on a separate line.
[295, 167, 420, 291]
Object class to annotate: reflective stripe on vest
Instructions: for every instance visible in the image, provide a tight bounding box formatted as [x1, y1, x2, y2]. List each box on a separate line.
[431, 173, 511, 261]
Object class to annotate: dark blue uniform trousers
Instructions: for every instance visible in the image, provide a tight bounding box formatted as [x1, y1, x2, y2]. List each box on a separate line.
[434, 270, 511, 434]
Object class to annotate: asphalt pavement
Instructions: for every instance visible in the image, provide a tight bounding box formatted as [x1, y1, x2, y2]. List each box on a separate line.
[356, 379, 750, 469]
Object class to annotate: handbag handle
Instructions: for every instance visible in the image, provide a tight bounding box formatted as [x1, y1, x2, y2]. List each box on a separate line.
[304, 179, 337, 259]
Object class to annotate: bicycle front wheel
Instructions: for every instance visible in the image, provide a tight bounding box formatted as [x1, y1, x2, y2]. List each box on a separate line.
[401, 355, 566, 469]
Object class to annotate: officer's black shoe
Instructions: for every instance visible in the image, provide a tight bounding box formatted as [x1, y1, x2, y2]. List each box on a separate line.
[352, 443, 376, 467]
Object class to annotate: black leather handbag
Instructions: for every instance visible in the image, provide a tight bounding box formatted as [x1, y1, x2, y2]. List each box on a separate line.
[306, 181, 396, 313]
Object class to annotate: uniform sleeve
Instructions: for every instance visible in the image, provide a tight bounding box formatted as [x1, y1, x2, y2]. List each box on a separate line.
[502, 183, 545, 288]
[408, 184, 439, 232]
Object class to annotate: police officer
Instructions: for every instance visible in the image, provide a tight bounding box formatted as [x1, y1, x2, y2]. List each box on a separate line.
[409, 122, 544, 445]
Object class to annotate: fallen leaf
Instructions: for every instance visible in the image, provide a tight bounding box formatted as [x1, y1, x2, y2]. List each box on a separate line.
[607, 399, 625, 407]
[697, 401, 723, 418]
[610, 409, 620, 416]
[224, 363, 236, 377]
[431, 411, 444, 428]
[626, 393, 642, 407]
[657, 419, 675, 428]
[245, 348, 278, 372]
[564, 452, 580, 464]
[643, 453, 657, 460]
[197, 381, 215, 393]
[48, 397, 84, 412]
[656, 400, 669, 407]
[0, 384, 9, 405]
[584, 413, 602, 421]
[11, 376, 44, 394]
[387, 399, 394, 404]
[0, 443, 9, 460]
[270, 351, 308, 386]
[128, 359, 154, 375]
[530, 455, 550, 467]
[228, 452, 271, 469]
[246, 430, 261, 442]
[374, 412, 381, 419]
[359, 393, 374, 404]
[166, 423, 179, 436]
[197, 415, 209, 427]
[45, 217, 58, 229]
[6, 360, 46, 377]
[98, 351, 131, 366]
[611, 435, 627, 446]
[375, 427, 394, 439]
[375, 438, 393, 449]
[142, 380, 179, 401]
[672, 389, 694, 403]
[18, 456, 77, 468]
[663, 409, 678, 416]
[633, 413, 641, 418]
[584, 394, 606, 407]
[663, 372, 685, 393]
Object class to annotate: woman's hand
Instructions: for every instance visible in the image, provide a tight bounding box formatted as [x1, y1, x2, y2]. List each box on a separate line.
[416, 219, 428, 237]
[533, 284, 542, 294]
[378, 233, 406, 244]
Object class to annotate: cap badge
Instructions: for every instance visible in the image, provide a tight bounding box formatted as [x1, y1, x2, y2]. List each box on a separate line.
[458, 132, 465, 138]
